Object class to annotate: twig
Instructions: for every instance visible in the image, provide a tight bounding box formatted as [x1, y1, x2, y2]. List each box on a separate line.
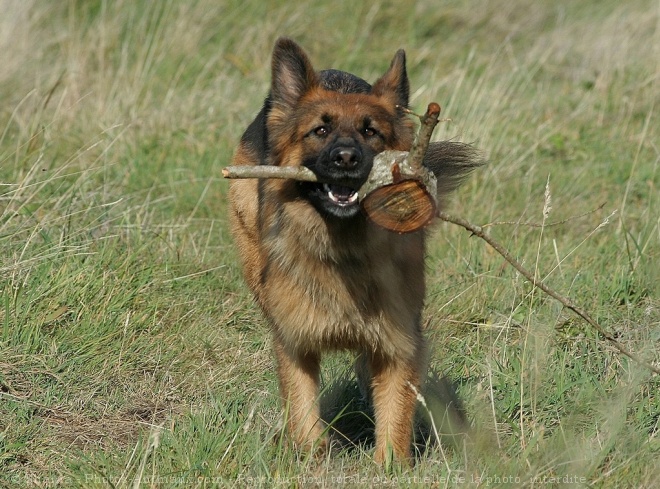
[437, 210, 660, 376]
[404, 103, 441, 173]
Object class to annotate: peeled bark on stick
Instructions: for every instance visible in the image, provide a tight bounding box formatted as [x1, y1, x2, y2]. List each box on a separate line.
[223, 103, 443, 233]
[357, 103, 441, 233]
[222, 165, 318, 182]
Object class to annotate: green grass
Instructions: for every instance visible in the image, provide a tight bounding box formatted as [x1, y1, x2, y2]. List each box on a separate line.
[1, 0, 658, 487]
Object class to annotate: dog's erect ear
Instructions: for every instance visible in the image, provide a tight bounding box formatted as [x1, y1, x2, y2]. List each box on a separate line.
[372, 49, 409, 109]
[270, 38, 319, 109]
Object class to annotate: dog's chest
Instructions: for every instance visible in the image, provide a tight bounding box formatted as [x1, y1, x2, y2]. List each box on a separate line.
[262, 217, 425, 354]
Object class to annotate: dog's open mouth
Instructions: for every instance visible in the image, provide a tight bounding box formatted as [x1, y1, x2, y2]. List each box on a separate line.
[323, 183, 358, 206]
[300, 180, 362, 218]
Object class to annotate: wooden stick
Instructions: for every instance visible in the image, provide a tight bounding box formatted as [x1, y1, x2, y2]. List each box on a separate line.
[223, 103, 443, 233]
[222, 165, 318, 181]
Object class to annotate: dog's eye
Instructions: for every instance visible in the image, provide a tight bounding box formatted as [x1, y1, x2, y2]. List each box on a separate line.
[313, 126, 329, 137]
[362, 127, 377, 138]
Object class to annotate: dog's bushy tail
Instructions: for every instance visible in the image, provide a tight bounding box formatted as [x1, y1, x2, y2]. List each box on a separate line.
[423, 141, 484, 207]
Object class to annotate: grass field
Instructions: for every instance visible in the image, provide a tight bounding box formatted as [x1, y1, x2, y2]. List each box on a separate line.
[1, 0, 658, 487]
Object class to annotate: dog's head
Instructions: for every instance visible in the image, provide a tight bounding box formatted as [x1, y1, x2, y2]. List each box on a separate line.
[265, 38, 415, 219]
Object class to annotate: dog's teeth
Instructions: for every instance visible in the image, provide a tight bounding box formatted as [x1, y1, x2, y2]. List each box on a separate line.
[323, 183, 357, 205]
[323, 184, 335, 203]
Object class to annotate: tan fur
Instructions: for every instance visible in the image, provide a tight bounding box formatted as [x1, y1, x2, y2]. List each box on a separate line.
[228, 38, 479, 464]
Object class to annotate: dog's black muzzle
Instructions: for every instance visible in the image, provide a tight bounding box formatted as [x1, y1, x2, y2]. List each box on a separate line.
[301, 137, 374, 219]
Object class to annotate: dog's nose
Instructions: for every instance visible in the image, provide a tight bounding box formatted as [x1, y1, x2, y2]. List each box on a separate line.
[330, 146, 361, 169]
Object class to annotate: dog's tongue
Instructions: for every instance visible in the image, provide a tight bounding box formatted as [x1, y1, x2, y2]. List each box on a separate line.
[324, 183, 358, 205]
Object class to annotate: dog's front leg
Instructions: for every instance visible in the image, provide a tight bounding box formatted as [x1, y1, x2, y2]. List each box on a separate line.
[273, 336, 326, 453]
[369, 350, 423, 465]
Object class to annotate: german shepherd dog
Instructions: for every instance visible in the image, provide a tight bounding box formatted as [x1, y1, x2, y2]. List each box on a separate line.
[229, 38, 479, 464]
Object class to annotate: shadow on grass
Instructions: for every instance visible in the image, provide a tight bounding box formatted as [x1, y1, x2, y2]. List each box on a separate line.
[320, 371, 471, 461]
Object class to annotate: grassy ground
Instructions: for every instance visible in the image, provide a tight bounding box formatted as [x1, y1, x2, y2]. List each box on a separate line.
[1, 0, 658, 487]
